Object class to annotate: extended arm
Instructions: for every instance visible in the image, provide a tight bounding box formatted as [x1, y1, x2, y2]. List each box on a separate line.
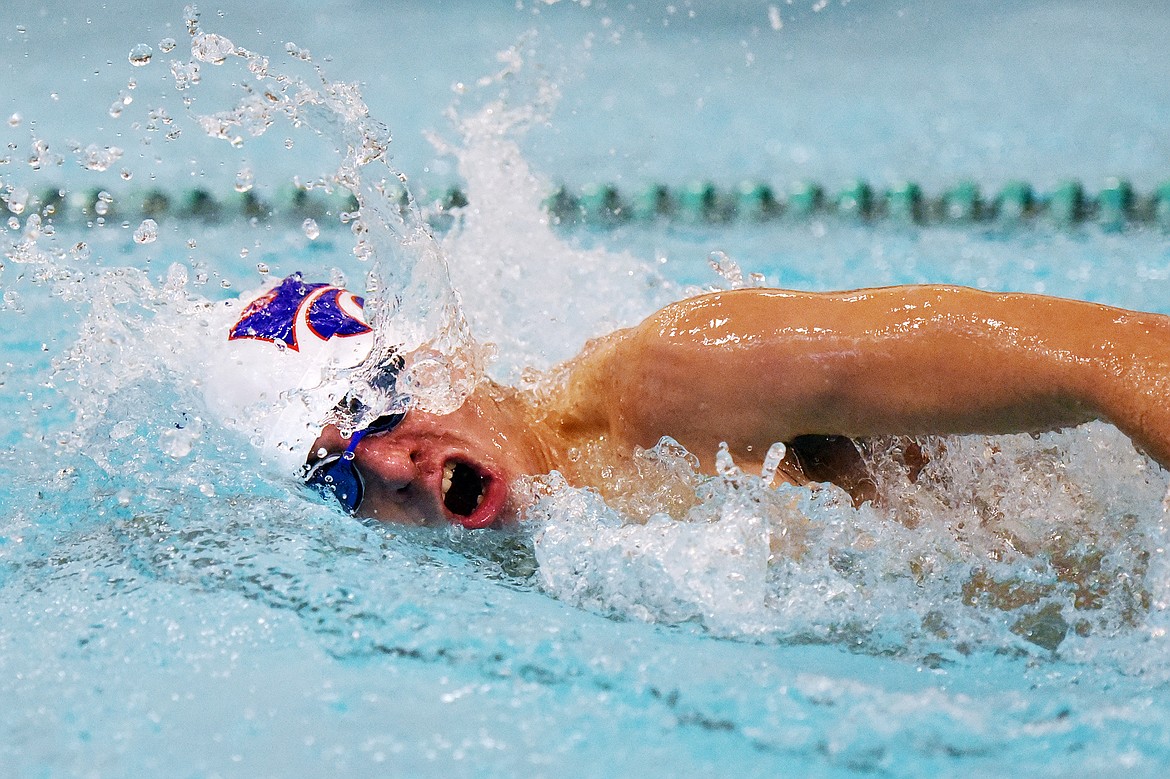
[563, 285, 1170, 470]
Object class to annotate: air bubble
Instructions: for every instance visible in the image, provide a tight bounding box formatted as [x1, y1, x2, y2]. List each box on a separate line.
[302, 217, 320, 240]
[128, 43, 154, 67]
[133, 218, 158, 244]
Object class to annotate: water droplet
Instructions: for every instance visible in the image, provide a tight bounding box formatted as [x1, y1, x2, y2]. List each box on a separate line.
[246, 55, 269, 78]
[128, 43, 153, 67]
[239, 247, 249, 258]
[5, 187, 28, 215]
[760, 441, 787, 486]
[159, 37, 177, 53]
[170, 61, 201, 91]
[199, 483, 216, 497]
[79, 144, 123, 172]
[302, 217, 319, 240]
[283, 138, 294, 149]
[6, 113, 20, 128]
[709, 250, 744, 288]
[256, 262, 269, 275]
[71, 241, 91, 260]
[21, 212, 41, 239]
[120, 168, 133, 181]
[2, 290, 22, 311]
[715, 442, 737, 478]
[220, 279, 232, 289]
[116, 488, 132, 506]
[133, 218, 158, 244]
[183, 5, 200, 34]
[768, 5, 783, 30]
[284, 42, 311, 61]
[186, 239, 197, 249]
[6, 216, 18, 231]
[28, 139, 58, 171]
[234, 166, 253, 192]
[191, 33, 235, 65]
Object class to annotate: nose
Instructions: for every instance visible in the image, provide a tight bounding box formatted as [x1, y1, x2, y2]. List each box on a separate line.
[354, 435, 419, 496]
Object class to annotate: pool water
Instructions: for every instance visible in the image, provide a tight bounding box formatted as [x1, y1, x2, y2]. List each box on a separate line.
[4, 1, 1170, 776]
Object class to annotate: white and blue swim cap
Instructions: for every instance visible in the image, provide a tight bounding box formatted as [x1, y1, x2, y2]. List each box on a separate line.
[202, 273, 375, 473]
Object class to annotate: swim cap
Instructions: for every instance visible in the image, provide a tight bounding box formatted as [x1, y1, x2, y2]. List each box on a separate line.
[202, 273, 375, 473]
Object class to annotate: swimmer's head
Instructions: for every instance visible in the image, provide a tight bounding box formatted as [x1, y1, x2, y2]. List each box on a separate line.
[201, 272, 384, 473]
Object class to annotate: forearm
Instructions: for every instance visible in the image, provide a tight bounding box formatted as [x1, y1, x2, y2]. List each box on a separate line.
[606, 286, 1170, 466]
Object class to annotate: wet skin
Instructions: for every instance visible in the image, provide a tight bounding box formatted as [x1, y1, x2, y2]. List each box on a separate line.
[311, 285, 1170, 527]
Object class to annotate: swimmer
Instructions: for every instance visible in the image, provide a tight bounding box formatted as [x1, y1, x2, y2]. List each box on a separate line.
[205, 273, 1170, 528]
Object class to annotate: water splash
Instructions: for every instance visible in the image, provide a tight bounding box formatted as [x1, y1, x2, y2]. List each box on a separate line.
[164, 5, 484, 422]
[426, 36, 671, 381]
[528, 421, 1170, 661]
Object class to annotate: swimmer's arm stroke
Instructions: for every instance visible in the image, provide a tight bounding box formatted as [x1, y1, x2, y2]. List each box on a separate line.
[564, 285, 1170, 470]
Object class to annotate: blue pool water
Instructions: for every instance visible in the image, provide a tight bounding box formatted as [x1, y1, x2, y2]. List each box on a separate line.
[4, 1, 1170, 776]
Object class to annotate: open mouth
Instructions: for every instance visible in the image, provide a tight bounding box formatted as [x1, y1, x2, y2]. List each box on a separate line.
[441, 460, 489, 519]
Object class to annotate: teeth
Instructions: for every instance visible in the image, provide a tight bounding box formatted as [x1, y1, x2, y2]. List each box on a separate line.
[475, 492, 483, 507]
[442, 462, 454, 497]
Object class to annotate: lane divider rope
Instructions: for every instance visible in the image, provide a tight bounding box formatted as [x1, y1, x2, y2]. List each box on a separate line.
[8, 178, 1170, 231]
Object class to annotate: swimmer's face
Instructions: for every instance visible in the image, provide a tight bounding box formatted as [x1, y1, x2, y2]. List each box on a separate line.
[307, 392, 541, 529]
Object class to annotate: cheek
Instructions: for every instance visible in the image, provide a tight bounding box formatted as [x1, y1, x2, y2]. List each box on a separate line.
[358, 492, 433, 526]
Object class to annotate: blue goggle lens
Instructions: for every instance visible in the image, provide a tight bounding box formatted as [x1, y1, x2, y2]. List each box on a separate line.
[303, 411, 405, 514]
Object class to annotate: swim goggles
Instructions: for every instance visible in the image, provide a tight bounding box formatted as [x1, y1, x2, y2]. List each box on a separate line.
[305, 350, 409, 513]
[304, 409, 406, 514]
